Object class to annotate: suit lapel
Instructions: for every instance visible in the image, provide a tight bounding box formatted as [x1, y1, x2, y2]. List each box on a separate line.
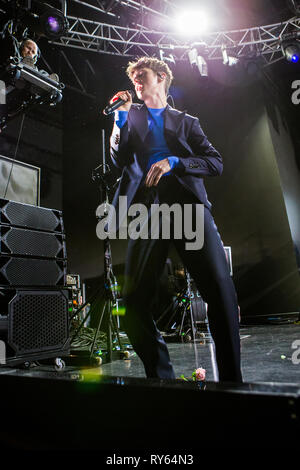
[164, 104, 186, 136]
[164, 105, 189, 155]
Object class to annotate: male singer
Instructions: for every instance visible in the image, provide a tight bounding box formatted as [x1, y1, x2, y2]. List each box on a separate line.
[109, 57, 242, 382]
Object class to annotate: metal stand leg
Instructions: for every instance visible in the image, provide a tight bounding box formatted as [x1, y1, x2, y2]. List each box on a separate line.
[89, 301, 107, 358]
[185, 271, 197, 341]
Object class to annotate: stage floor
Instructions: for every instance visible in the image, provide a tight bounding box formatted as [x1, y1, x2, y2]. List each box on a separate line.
[98, 323, 300, 384]
[0, 323, 299, 386]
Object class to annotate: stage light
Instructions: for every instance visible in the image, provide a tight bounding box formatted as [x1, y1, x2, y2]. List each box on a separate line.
[159, 49, 176, 65]
[285, 45, 299, 62]
[22, 2, 69, 40]
[174, 9, 210, 35]
[188, 47, 208, 77]
[281, 41, 300, 63]
[222, 47, 239, 66]
[39, 7, 69, 39]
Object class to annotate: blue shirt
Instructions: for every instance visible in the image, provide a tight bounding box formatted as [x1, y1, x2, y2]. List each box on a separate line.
[114, 108, 179, 174]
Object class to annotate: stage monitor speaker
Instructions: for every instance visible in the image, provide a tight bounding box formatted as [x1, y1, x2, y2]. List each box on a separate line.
[0, 256, 66, 287]
[0, 198, 67, 287]
[0, 288, 69, 365]
[0, 198, 63, 233]
[0, 226, 66, 259]
[0, 155, 40, 206]
[190, 294, 207, 323]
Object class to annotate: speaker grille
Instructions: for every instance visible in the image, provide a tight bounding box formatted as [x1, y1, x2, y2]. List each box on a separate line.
[1, 227, 65, 258]
[0, 199, 62, 232]
[0, 257, 66, 286]
[8, 290, 69, 355]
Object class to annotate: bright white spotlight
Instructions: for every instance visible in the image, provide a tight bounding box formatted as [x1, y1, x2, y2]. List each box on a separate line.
[174, 9, 210, 35]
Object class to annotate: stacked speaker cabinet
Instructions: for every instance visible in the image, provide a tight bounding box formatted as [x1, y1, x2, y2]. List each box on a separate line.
[0, 198, 69, 366]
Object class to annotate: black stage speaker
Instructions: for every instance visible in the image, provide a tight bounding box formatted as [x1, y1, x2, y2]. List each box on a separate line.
[0, 198, 66, 287]
[0, 198, 63, 232]
[0, 256, 66, 286]
[0, 289, 69, 365]
[0, 226, 66, 258]
[0, 198, 69, 365]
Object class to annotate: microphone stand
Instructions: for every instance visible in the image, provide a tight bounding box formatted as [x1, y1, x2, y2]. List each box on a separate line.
[70, 129, 128, 364]
[178, 269, 197, 342]
[91, 129, 129, 362]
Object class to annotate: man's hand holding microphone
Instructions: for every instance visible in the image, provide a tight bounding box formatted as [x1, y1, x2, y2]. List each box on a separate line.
[103, 90, 133, 115]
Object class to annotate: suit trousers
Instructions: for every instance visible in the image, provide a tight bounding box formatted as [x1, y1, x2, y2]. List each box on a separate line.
[122, 176, 242, 382]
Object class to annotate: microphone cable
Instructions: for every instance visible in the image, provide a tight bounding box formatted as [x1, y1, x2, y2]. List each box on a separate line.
[3, 112, 25, 200]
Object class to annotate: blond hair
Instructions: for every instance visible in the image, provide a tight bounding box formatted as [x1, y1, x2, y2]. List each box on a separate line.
[126, 56, 173, 94]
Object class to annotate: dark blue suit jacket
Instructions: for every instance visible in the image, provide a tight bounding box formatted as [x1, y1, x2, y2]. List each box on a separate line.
[110, 103, 223, 226]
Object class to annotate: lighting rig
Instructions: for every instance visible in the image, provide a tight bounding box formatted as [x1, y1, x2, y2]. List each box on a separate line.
[46, 0, 300, 76]
[1, 1, 299, 101]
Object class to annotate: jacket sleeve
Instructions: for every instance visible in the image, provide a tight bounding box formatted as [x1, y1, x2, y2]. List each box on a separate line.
[110, 120, 132, 169]
[175, 117, 223, 177]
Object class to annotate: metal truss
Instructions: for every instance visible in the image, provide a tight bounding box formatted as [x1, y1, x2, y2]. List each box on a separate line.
[70, 0, 179, 21]
[51, 14, 300, 66]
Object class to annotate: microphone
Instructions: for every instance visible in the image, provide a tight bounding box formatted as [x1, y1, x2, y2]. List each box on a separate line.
[103, 90, 134, 116]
